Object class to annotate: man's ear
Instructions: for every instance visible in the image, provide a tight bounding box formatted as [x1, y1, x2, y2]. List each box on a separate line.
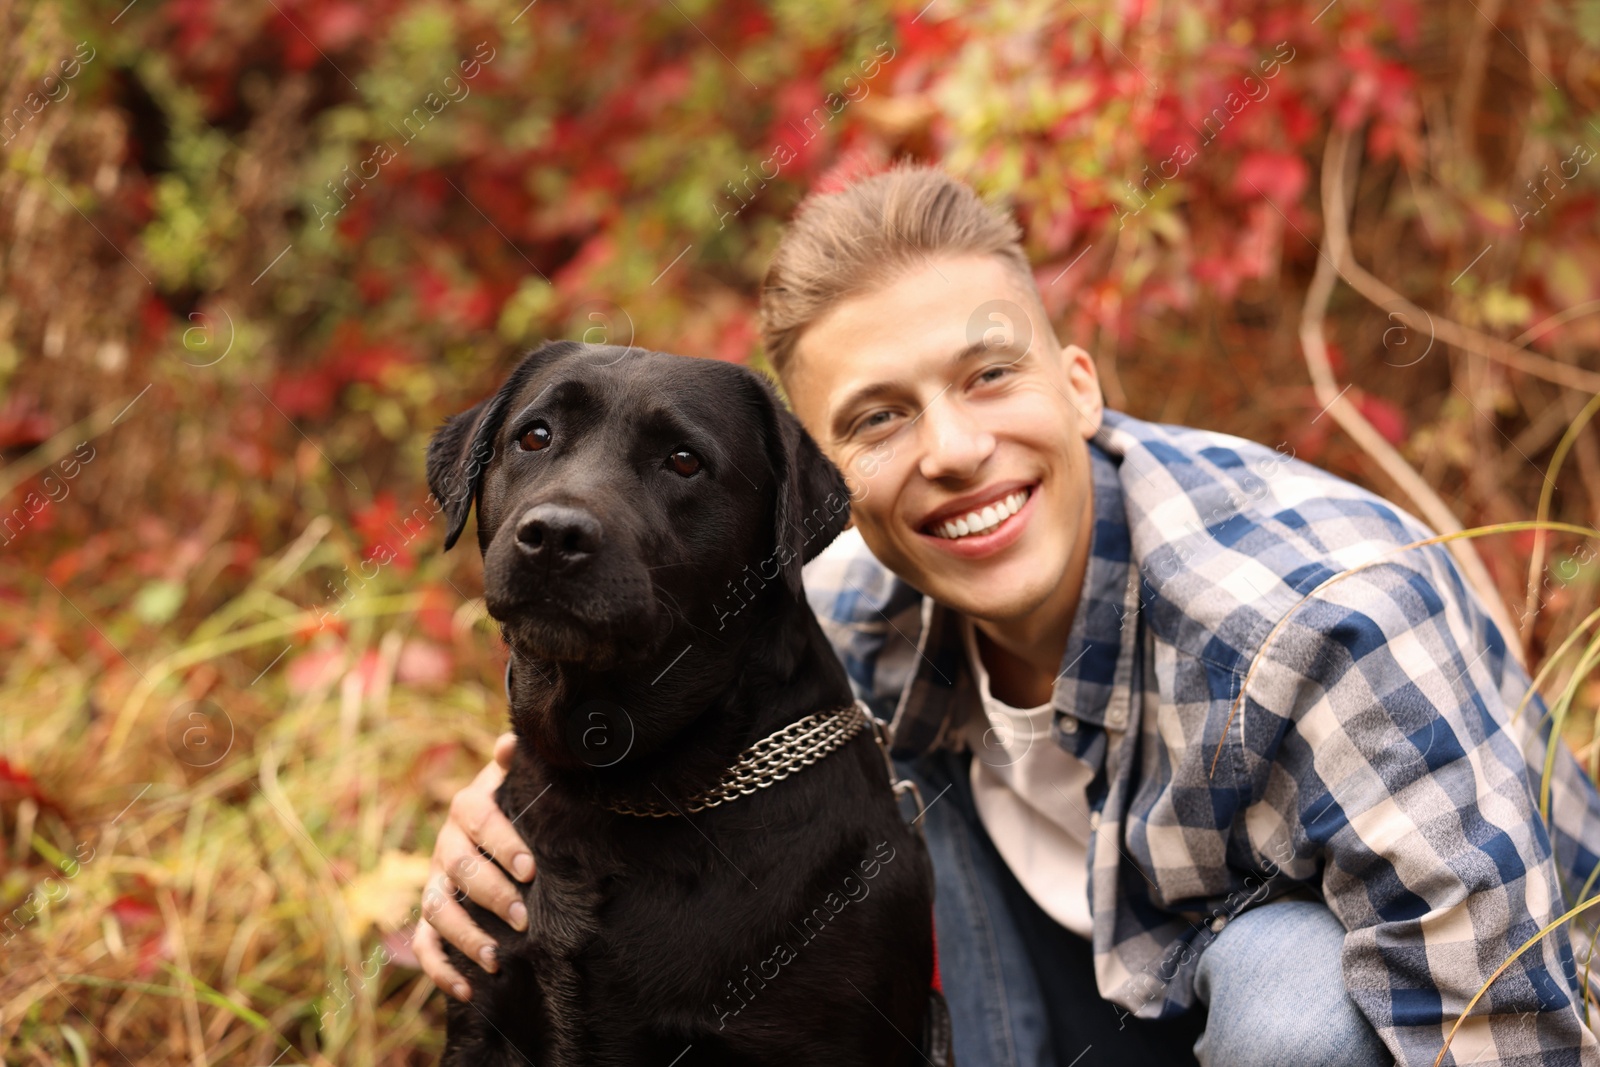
[426, 339, 583, 551]
[1060, 342, 1105, 436]
[749, 371, 852, 598]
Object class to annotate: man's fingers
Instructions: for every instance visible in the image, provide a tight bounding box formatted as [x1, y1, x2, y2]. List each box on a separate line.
[435, 819, 529, 928]
[412, 737, 537, 1007]
[466, 749, 508, 795]
[450, 769, 535, 885]
[412, 917, 473, 1001]
[422, 875, 504, 975]
[444, 833, 530, 931]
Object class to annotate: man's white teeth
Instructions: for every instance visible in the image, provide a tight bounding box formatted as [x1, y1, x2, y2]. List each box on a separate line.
[934, 489, 1031, 539]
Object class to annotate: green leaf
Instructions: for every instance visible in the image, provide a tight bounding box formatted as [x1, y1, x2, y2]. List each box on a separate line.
[160, 962, 274, 1031]
[133, 580, 186, 626]
[1480, 286, 1533, 330]
[58, 1024, 89, 1067]
[53, 971, 272, 1034]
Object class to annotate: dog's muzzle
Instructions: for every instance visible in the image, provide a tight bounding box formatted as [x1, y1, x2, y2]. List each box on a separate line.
[515, 503, 603, 574]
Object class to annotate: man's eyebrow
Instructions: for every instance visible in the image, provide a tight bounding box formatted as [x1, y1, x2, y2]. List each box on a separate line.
[827, 341, 1019, 439]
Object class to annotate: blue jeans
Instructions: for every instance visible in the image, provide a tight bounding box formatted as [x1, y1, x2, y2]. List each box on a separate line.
[898, 748, 1391, 1067]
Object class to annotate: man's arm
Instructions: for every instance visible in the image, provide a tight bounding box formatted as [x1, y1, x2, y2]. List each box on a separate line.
[1256, 556, 1600, 1066]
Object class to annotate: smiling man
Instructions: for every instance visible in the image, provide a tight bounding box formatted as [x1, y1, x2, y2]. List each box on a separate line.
[414, 165, 1600, 1066]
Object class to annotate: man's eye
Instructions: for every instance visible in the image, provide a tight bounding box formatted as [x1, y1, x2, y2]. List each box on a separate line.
[853, 411, 895, 437]
[666, 449, 701, 477]
[978, 365, 1011, 384]
[519, 423, 552, 451]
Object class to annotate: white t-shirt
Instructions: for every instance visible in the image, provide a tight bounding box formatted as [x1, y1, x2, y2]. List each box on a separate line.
[960, 614, 1096, 938]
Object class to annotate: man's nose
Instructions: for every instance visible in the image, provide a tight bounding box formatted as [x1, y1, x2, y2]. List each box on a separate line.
[916, 393, 997, 483]
[515, 504, 603, 570]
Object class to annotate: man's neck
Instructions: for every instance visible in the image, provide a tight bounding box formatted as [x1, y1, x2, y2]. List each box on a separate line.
[972, 486, 1096, 709]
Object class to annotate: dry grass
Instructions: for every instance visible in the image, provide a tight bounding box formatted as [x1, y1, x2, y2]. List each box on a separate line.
[5, 1, 1600, 1062]
[2, 518, 509, 1066]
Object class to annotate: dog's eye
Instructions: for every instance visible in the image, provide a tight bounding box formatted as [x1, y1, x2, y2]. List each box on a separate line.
[519, 424, 552, 452]
[666, 449, 701, 477]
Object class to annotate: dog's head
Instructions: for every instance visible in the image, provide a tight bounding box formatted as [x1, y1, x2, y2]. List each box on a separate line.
[427, 341, 852, 671]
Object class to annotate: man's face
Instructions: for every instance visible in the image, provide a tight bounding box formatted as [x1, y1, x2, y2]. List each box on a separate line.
[784, 254, 1104, 624]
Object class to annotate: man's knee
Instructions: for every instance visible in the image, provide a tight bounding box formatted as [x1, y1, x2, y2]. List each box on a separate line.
[1193, 901, 1390, 1067]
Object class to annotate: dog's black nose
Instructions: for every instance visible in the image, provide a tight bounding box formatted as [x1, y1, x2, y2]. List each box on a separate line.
[515, 504, 602, 568]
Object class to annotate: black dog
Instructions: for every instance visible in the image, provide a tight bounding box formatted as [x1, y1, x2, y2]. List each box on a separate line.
[426, 341, 946, 1066]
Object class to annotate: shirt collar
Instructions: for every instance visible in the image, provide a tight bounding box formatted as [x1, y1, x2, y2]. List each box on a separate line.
[1052, 435, 1134, 728]
[886, 437, 1135, 758]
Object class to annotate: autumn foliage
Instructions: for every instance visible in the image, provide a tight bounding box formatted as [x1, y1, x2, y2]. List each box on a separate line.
[3, 0, 1600, 1062]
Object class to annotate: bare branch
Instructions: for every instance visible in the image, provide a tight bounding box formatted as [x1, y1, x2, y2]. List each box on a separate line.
[1302, 126, 1528, 665]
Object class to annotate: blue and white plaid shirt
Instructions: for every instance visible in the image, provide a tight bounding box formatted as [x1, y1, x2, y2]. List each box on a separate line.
[802, 409, 1600, 1066]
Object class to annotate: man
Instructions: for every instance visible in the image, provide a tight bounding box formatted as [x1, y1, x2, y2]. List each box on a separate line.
[413, 165, 1600, 1066]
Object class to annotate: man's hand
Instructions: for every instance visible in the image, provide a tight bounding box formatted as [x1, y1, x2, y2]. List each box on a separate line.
[412, 732, 534, 1001]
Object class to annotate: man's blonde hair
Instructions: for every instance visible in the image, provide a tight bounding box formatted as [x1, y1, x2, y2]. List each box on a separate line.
[757, 164, 1036, 380]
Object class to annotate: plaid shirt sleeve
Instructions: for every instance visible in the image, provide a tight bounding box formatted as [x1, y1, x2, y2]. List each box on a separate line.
[800, 527, 927, 723]
[1246, 548, 1600, 1066]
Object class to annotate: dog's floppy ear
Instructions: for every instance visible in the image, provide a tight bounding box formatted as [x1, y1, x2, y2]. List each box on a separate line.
[426, 394, 501, 551]
[426, 340, 583, 551]
[749, 371, 852, 598]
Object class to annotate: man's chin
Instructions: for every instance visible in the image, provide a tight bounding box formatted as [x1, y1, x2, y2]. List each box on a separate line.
[921, 562, 1066, 625]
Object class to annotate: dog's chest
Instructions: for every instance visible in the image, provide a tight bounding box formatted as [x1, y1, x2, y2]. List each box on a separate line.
[477, 741, 931, 1065]
[501, 790, 827, 1057]
[498, 776, 611, 964]
[496, 778, 719, 1043]
[514, 809, 724, 976]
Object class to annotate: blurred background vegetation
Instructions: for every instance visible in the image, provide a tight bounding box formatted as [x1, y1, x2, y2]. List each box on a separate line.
[3, 0, 1600, 1062]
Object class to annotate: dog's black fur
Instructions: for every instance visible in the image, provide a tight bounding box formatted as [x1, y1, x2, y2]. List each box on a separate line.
[426, 341, 936, 1066]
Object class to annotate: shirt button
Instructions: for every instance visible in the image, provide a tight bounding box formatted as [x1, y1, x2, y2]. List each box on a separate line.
[1089, 811, 1101, 831]
[1059, 716, 1078, 735]
[1210, 916, 1228, 933]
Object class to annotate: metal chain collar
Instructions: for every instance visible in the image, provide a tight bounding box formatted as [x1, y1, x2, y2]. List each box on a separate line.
[605, 700, 871, 818]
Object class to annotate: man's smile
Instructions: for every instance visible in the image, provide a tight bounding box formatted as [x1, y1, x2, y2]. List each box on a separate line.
[915, 480, 1040, 558]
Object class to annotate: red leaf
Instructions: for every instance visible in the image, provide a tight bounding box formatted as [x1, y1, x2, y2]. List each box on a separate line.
[894, 9, 965, 61]
[0, 757, 59, 814]
[714, 312, 757, 363]
[396, 640, 452, 688]
[140, 295, 173, 344]
[417, 585, 456, 643]
[1355, 392, 1408, 446]
[1325, 342, 1347, 376]
[110, 895, 160, 925]
[268, 374, 338, 421]
[312, 3, 366, 50]
[133, 931, 174, 978]
[350, 649, 384, 696]
[1233, 151, 1309, 204]
[412, 267, 452, 319]
[814, 148, 891, 197]
[0, 397, 53, 451]
[288, 647, 346, 694]
[352, 492, 418, 572]
[356, 269, 392, 305]
[1291, 420, 1330, 463]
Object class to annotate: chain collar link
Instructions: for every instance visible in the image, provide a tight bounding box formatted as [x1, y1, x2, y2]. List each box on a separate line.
[605, 701, 872, 818]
